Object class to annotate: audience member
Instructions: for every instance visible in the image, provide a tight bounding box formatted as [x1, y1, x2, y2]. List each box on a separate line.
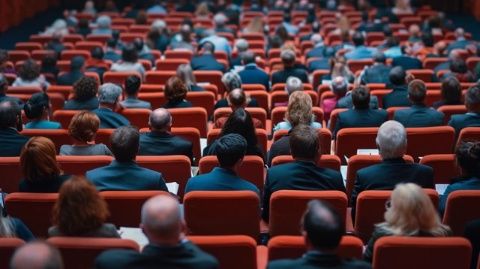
[0, 49, 15, 74]
[104, 39, 121, 62]
[170, 23, 194, 52]
[111, 44, 146, 77]
[191, 41, 226, 72]
[272, 76, 303, 107]
[10, 242, 64, 269]
[95, 194, 219, 269]
[86, 126, 168, 191]
[322, 76, 348, 118]
[361, 52, 392, 84]
[45, 32, 66, 58]
[19, 137, 71, 192]
[13, 59, 49, 88]
[86, 47, 110, 78]
[434, 50, 462, 73]
[214, 13, 234, 35]
[0, 101, 28, 156]
[24, 92, 61, 129]
[345, 32, 374, 60]
[93, 83, 130, 128]
[92, 15, 112, 35]
[60, 111, 112, 156]
[0, 75, 21, 105]
[76, 18, 91, 37]
[64, 76, 99, 110]
[57, 56, 85, 86]
[176, 64, 204, 92]
[336, 85, 379, 110]
[383, 67, 411, 108]
[199, 30, 232, 56]
[133, 38, 155, 65]
[448, 84, 480, 134]
[120, 75, 151, 109]
[272, 49, 308, 85]
[275, 91, 321, 132]
[444, 58, 476, 82]
[392, 45, 423, 70]
[49, 176, 120, 237]
[0, 206, 34, 242]
[162, 76, 192, 109]
[306, 34, 332, 59]
[323, 55, 355, 83]
[215, 71, 258, 109]
[230, 39, 249, 68]
[433, 76, 462, 108]
[447, 28, 473, 53]
[40, 55, 59, 80]
[146, 20, 170, 52]
[237, 51, 270, 91]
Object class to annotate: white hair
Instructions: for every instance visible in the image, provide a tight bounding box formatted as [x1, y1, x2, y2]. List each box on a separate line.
[235, 39, 249, 52]
[376, 120, 407, 159]
[151, 19, 166, 31]
[96, 15, 112, 29]
[285, 76, 303, 95]
[214, 13, 228, 26]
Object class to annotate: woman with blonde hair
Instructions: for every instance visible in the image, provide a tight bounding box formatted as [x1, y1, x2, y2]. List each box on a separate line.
[274, 91, 321, 132]
[243, 16, 265, 34]
[195, 3, 210, 19]
[364, 183, 451, 261]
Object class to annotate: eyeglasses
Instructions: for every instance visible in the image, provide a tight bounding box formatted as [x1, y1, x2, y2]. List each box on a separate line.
[385, 199, 391, 210]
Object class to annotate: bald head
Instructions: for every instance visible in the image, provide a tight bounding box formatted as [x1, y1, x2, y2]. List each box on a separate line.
[228, 89, 247, 109]
[149, 108, 172, 132]
[302, 200, 344, 250]
[0, 101, 21, 130]
[10, 242, 63, 269]
[141, 195, 183, 244]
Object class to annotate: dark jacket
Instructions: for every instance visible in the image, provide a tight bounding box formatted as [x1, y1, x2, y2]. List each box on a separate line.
[448, 113, 480, 135]
[64, 97, 99, 110]
[361, 64, 392, 84]
[267, 135, 291, 167]
[19, 174, 71, 193]
[268, 251, 371, 269]
[92, 108, 130, 129]
[334, 108, 388, 137]
[214, 98, 258, 110]
[57, 70, 84, 86]
[238, 64, 270, 91]
[185, 167, 260, 195]
[382, 86, 411, 109]
[139, 131, 193, 162]
[0, 128, 29, 157]
[162, 99, 193, 109]
[191, 54, 226, 72]
[392, 56, 423, 71]
[439, 177, 480, 214]
[271, 67, 309, 85]
[308, 58, 331, 72]
[393, 105, 444, 127]
[336, 94, 379, 109]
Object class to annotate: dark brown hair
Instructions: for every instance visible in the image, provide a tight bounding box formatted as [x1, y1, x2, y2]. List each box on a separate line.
[164, 76, 188, 102]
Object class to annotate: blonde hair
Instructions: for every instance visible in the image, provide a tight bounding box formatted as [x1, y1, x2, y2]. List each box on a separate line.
[195, 3, 210, 17]
[286, 91, 314, 127]
[378, 183, 450, 236]
[245, 17, 264, 34]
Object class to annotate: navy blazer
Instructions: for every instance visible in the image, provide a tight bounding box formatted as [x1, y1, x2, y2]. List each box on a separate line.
[0, 128, 29, 157]
[361, 64, 392, 84]
[64, 97, 99, 110]
[336, 94, 379, 109]
[86, 160, 168, 192]
[267, 135, 291, 167]
[382, 86, 411, 108]
[139, 131, 193, 162]
[267, 251, 371, 269]
[439, 177, 480, 215]
[185, 167, 259, 195]
[334, 108, 388, 137]
[262, 161, 345, 222]
[238, 64, 270, 91]
[95, 241, 219, 269]
[393, 105, 444, 127]
[271, 67, 309, 85]
[57, 71, 84, 86]
[92, 108, 130, 129]
[191, 54, 225, 72]
[162, 99, 193, 109]
[448, 113, 480, 135]
[308, 58, 330, 72]
[392, 55, 423, 71]
[306, 45, 333, 59]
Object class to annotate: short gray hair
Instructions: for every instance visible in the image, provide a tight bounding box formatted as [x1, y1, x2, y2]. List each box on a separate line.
[214, 13, 228, 26]
[376, 120, 407, 159]
[98, 83, 122, 104]
[96, 15, 111, 29]
[331, 76, 348, 96]
[235, 39, 249, 52]
[285, 76, 303, 95]
[151, 19, 166, 31]
[221, 72, 242, 93]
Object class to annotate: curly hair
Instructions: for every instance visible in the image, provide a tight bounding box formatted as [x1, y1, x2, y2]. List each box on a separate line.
[73, 76, 98, 102]
[286, 91, 313, 127]
[18, 59, 41, 81]
[68, 111, 100, 143]
[164, 76, 188, 102]
[52, 176, 110, 236]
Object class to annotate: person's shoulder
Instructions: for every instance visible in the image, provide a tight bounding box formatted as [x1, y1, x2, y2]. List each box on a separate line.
[320, 166, 343, 179]
[412, 163, 434, 173]
[184, 241, 219, 267]
[341, 259, 373, 269]
[95, 248, 140, 268]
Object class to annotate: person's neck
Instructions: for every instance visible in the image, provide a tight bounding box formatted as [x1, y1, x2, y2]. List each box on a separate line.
[149, 234, 184, 247]
[126, 94, 138, 99]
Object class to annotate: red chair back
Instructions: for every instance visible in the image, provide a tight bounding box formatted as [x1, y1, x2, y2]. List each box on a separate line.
[169, 107, 208, 137]
[443, 190, 480, 236]
[270, 155, 341, 171]
[272, 128, 332, 155]
[419, 154, 461, 184]
[406, 126, 455, 161]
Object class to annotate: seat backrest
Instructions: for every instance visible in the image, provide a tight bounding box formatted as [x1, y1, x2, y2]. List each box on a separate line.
[373, 236, 471, 269]
[193, 71, 225, 95]
[272, 128, 332, 155]
[120, 108, 151, 129]
[328, 108, 348, 132]
[155, 58, 190, 71]
[406, 126, 455, 161]
[186, 91, 216, 117]
[170, 127, 201, 165]
[247, 91, 269, 112]
[355, 189, 439, 243]
[213, 107, 267, 130]
[103, 71, 141, 85]
[407, 69, 434, 82]
[189, 235, 257, 269]
[423, 57, 449, 69]
[183, 191, 260, 240]
[443, 190, 480, 236]
[0, 238, 25, 269]
[57, 155, 113, 176]
[5, 193, 58, 237]
[52, 110, 80, 129]
[270, 155, 341, 171]
[335, 128, 379, 161]
[419, 154, 461, 184]
[61, 50, 91, 61]
[206, 128, 268, 154]
[457, 127, 480, 145]
[144, 71, 176, 85]
[168, 107, 208, 137]
[269, 190, 347, 236]
[347, 59, 374, 73]
[47, 237, 139, 269]
[437, 105, 468, 124]
[21, 129, 72, 153]
[267, 235, 363, 261]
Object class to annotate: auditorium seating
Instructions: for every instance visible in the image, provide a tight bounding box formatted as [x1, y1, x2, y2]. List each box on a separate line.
[213, 107, 267, 129]
[406, 126, 456, 161]
[419, 154, 461, 184]
[207, 128, 268, 154]
[272, 128, 332, 155]
[335, 128, 378, 161]
[457, 127, 480, 145]
[0, 238, 25, 269]
[270, 155, 341, 171]
[442, 190, 480, 236]
[168, 107, 208, 137]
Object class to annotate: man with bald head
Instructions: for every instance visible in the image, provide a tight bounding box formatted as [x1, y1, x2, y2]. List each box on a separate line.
[267, 200, 371, 269]
[138, 108, 193, 161]
[214, 89, 263, 129]
[0, 100, 29, 156]
[10, 241, 64, 269]
[95, 195, 219, 269]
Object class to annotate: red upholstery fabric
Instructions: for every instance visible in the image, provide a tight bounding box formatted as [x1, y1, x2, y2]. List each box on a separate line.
[270, 155, 341, 171]
[0, 238, 25, 269]
[0, 0, 58, 32]
[419, 154, 462, 184]
[443, 190, 480, 236]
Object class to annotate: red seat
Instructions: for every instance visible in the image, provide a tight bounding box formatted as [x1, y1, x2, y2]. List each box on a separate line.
[103, 71, 142, 85]
[7, 86, 42, 95]
[193, 71, 225, 95]
[155, 59, 190, 71]
[328, 108, 349, 132]
[407, 69, 434, 82]
[0, 238, 25, 268]
[144, 71, 175, 85]
[247, 91, 269, 113]
[423, 57, 449, 69]
[74, 41, 103, 51]
[457, 127, 480, 145]
[437, 105, 468, 124]
[15, 42, 42, 52]
[52, 110, 80, 128]
[185, 91, 216, 117]
[7, 50, 30, 63]
[164, 50, 193, 60]
[120, 108, 151, 129]
[272, 128, 332, 155]
[57, 155, 113, 176]
[270, 155, 341, 171]
[0, 157, 23, 193]
[442, 190, 480, 236]
[335, 128, 378, 160]
[406, 126, 455, 161]
[419, 154, 461, 184]
[206, 128, 268, 155]
[61, 50, 91, 61]
[270, 91, 320, 108]
[347, 59, 374, 73]
[119, 33, 146, 43]
[169, 107, 208, 137]
[31, 50, 56, 61]
[21, 129, 72, 153]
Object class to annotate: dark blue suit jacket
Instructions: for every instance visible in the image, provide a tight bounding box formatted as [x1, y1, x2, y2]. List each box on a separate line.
[104, 51, 121, 63]
[448, 113, 480, 135]
[238, 64, 270, 91]
[267, 252, 371, 269]
[447, 40, 473, 53]
[262, 161, 345, 222]
[393, 105, 444, 127]
[191, 54, 225, 72]
[306, 45, 333, 59]
[308, 58, 330, 72]
[0, 128, 29, 157]
[361, 64, 392, 84]
[86, 160, 168, 192]
[336, 94, 379, 109]
[334, 108, 388, 137]
[93, 108, 130, 129]
[57, 71, 84, 86]
[439, 177, 480, 214]
[185, 167, 259, 195]
[271, 67, 309, 85]
[382, 86, 411, 108]
[139, 131, 193, 162]
[392, 56, 423, 71]
[64, 97, 99, 110]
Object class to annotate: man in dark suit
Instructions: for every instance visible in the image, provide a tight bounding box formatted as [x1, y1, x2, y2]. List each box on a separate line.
[334, 86, 388, 137]
[0, 100, 29, 157]
[306, 34, 333, 59]
[57, 56, 85, 86]
[391, 46, 423, 71]
[93, 83, 130, 129]
[267, 200, 372, 269]
[447, 28, 473, 53]
[86, 126, 168, 192]
[139, 108, 193, 162]
[361, 52, 392, 84]
[271, 49, 308, 85]
[190, 41, 226, 73]
[238, 51, 269, 91]
[449, 84, 480, 134]
[394, 79, 444, 127]
[95, 195, 219, 269]
[262, 125, 345, 222]
[434, 50, 462, 74]
[383, 67, 411, 108]
[350, 121, 435, 218]
[185, 133, 259, 195]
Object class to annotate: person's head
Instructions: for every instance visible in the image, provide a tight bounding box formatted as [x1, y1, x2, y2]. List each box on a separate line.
[456, 141, 480, 178]
[450, 59, 468, 74]
[179, 24, 192, 42]
[24, 92, 50, 120]
[421, 32, 434, 47]
[0, 73, 8, 93]
[20, 137, 61, 183]
[407, 79, 426, 105]
[301, 200, 344, 251]
[286, 91, 313, 127]
[376, 121, 407, 159]
[280, 49, 296, 68]
[133, 38, 145, 53]
[151, 19, 166, 33]
[199, 41, 215, 55]
[78, 18, 89, 30]
[448, 49, 462, 61]
[389, 66, 407, 86]
[221, 108, 257, 149]
[124, 75, 141, 97]
[285, 76, 303, 95]
[454, 27, 465, 40]
[164, 76, 188, 103]
[331, 76, 348, 98]
[176, 64, 196, 89]
[373, 51, 386, 64]
[227, 88, 247, 109]
[311, 34, 323, 46]
[215, 133, 247, 168]
[141, 194, 185, 245]
[90, 47, 104, 60]
[149, 108, 172, 132]
[98, 83, 122, 108]
[52, 176, 109, 236]
[96, 15, 111, 30]
[441, 76, 461, 104]
[0, 49, 9, 66]
[290, 124, 319, 162]
[18, 59, 41, 81]
[408, 24, 420, 37]
[135, 10, 148, 25]
[382, 183, 450, 236]
[106, 38, 117, 49]
[10, 242, 64, 269]
[352, 32, 365, 47]
[70, 56, 85, 72]
[235, 39, 249, 53]
[241, 51, 256, 66]
[465, 85, 480, 113]
[41, 55, 57, 70]
[111, 126, 139, 162]
[121, 44, 138, 63]
[73, 76, 98, 102]
[352, 86, 371, 109]
[68, 111, 100, 143]
[214, 13, 228, 27]
[221, 72, 242, 94]
[0, 101, 22, 130]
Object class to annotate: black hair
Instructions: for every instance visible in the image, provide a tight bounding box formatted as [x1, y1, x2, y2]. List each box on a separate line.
[465, 85, 480, 112]
[121, 44, 139, 63]
[352, 32, 365, 47]
[199, 41, 215, 54]
[215, 133, 247, 167]
[220, 108, 258, 149]
[303, 200, 345, 250]
[422, 32, 434, 47]
[106, 39, 117, 49]
[125, 75, 141, 96]
[456, 141, 480, 178]
[18, 59, 40, 81]
[373, 52, 386, 63]
[352, 86, 371, 109]
[389, 66, 406, 86]
[41, 55, 57, 69]
[111, 126, 139, 162]
[290, 124, 319, 161]
[24, 92, 49, 120]
[408, 79, 427, 104]
[91, 47, 104, 60]
[441, 76, 461, 105]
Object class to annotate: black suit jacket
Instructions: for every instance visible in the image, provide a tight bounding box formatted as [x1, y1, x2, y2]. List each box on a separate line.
[0, 128, 29, 157]
[139, 131, 193, 162]
[191, 54, 226, 72]
[448, 113, 480, 135]
[382, 86, 411, 109]
[95, 241, 219, 269]
[92, 108, 130, 129]
[334, 109, 388, 137]
[267, 135, 290, 167]
[361, 64, 392, 84]
[267, 251, 371, 269]
[392, 56, 423, 71]
[262, 161, 345, 222]
[393, 105, 444, 127]
[271, 67, 309, 85]
[57, 71, 84, 86]
[238, 64, 270, 91]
